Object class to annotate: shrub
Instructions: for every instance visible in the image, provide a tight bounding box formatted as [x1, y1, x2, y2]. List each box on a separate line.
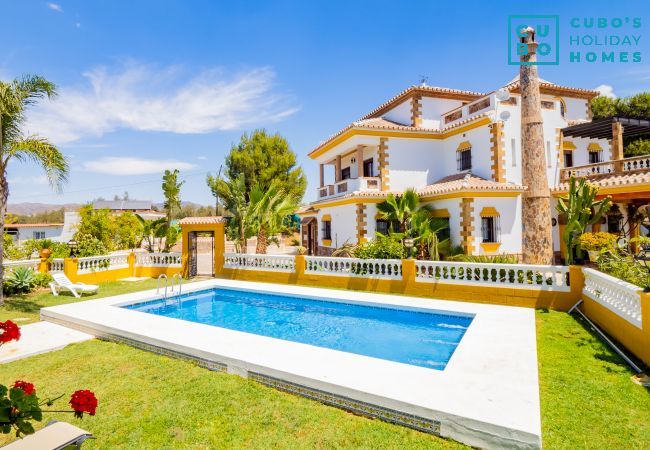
[75, 233, 109, 257]
[596, 249, 647, 287]
[331, 241, 357, 257]
[353, 234, 404, 260]
[3, 267, 37, 296]
[577, 232, 618, 252]
[448, 254, 519, 264]
[33, 272, 53, 288]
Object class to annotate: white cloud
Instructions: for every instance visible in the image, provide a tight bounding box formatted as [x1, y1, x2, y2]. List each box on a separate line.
[82, 157, 197, 175]
[48, 3, 63, 12]
[595, 84, 617, 99]
[26, 62, 298, 144]
[8, 175, 49, 185]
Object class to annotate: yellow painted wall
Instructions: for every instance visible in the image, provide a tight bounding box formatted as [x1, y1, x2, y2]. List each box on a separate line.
[580, 291, 650, 366]
[61, 253, 181, 284]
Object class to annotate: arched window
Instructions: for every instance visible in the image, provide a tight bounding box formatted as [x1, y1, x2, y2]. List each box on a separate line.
[555, 97, 567, 118]
[457, 141, 472, 171]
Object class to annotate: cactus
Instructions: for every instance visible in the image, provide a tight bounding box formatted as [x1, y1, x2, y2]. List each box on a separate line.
[556, 176, 612, 264]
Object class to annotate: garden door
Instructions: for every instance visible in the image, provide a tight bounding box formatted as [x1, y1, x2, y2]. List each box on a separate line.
[188, 231, 198, 277]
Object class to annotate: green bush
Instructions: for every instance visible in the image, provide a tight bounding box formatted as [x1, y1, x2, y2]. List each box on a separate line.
[447, 253, 519, 264]
[33, 272, 53, 288]
[596, 249, 647, 287]
[3, 234, 31, 260]
[353, 234, 404, 260]
[3, 267, 37, 295]
[75, 233, 109, 257]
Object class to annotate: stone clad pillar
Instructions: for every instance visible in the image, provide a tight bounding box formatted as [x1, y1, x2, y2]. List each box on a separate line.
[319, 164, 324, 188]
[335, 155, 342, 182]
[520, 27, 554, 265]
[356, 145, 364, 178]
[612, 121, 625, 172]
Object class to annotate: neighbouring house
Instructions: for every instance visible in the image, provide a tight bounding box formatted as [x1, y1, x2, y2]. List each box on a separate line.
[299, 75, 650, 260]
[93, 200, 165, 221]
[4, 223, 64, 243]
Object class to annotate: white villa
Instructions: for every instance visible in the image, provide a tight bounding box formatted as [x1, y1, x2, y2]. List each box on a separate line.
[299, 76, 650, 261]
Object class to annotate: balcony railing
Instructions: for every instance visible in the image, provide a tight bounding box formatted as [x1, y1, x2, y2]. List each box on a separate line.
[560, 154, 650, 182]
[317, 177, 381, 200]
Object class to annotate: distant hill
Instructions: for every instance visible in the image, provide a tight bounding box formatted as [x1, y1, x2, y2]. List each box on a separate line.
[7, 203, 81, 216]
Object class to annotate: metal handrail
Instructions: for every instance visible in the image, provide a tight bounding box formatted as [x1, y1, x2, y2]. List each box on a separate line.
[171, 273, 182, 295]
[157, 274, 168, 298]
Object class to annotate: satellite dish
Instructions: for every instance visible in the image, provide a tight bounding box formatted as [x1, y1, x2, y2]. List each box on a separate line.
[499, 111, 511, 121]
[495, 89, 511, 102]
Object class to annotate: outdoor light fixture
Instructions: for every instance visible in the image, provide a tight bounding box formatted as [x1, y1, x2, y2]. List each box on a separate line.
[634, 244, 650, 292]
[67, 239, 78, 257]
[403, 238, 415, 259]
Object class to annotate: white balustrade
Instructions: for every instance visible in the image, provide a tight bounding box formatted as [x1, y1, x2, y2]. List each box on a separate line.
[583, 268, 642, 328]
[2, 259, 40, 276]
[135, 252, 182, 267]
[305, 256, 402, 279]
[622, 155, 650, 172]
[224, 253, 296, 272]
[50, 258, 65, 272]
[414, 260, 571, 291]
[77, 254, 129, 274]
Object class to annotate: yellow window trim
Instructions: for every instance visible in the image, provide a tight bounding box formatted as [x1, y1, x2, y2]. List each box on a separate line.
[562, 141, 576, 150]
[457, 141, 472, 152]
[431, 209, 451, 218]
[480, 242, 501, 253]
[588, 143, 603, 151]
[480, 207, 500, 217]
[321, 214, 332, 221]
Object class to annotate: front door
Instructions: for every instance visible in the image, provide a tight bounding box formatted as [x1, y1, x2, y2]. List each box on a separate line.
[188, 231, 198, 277]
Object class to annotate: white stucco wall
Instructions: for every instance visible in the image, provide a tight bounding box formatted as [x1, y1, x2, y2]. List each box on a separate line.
[563, 97, 589, 122]
[562, 136, 612, 167]
[420, 97, 465, 129]
[441, 124, 493, 181]
[386, 138, 444, 190]
[472, 197, 522, 255]
[315, 203, 358, 249]
[383, 100, 412, 126]
[12, 226, 64, 243]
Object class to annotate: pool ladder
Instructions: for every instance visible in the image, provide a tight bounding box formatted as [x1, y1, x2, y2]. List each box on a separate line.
[157, 274, 182, 301]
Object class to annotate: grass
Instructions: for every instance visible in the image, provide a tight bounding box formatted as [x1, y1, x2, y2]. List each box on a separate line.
[0, 283, 648, 448]
[0, 279, 159, 325]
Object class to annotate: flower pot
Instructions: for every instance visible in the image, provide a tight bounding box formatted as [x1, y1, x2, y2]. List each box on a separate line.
[39, 249, 52, 259]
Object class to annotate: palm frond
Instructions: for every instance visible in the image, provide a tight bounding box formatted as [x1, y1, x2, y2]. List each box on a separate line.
[9, 136, 68, 191]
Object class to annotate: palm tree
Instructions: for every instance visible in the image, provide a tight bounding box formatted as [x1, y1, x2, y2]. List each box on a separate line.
[249, 183, 298, 254]
[411, 208, 449, 260]
[0, 75, 68, 303]
[211, 174, 253, 252]
[376, 188, 419, 233]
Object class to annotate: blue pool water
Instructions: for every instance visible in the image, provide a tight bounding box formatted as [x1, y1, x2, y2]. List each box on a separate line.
[124, 288, 473, 370]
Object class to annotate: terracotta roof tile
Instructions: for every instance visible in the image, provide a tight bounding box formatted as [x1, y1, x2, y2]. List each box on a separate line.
[178, 216, 226, 225]
[417, 173, 525, 196]
[552, 172, 650, 192]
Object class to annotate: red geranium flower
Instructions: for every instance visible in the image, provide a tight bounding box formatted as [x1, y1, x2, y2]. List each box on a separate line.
[69, 390, 97, 418]
[0, 320, 20, 344]
[12, 380, 35, 396]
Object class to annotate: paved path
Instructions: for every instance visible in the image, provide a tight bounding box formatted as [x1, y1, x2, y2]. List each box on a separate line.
[0, 322, 93, 364]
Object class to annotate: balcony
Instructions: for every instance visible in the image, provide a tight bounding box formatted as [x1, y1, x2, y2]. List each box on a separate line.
[317, 177, 382, 200]
[560, 155, 650, 182]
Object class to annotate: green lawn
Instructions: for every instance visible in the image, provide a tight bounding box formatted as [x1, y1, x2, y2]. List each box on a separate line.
[0, 284, 648, 448]
[0, 279, 159, 325]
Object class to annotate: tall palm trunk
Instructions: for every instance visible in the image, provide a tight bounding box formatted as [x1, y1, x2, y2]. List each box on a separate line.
[256, 227, 268, 254]
[520, 28, 554, 264]
[0, 168, 7, 306]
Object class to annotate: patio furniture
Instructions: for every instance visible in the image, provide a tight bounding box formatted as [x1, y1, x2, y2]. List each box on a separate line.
[1, 421, 95, 449]
[49, 273, 99, 298]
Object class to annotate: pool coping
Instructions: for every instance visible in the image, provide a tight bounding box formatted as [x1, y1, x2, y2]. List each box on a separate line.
[41, 279, 541, 449]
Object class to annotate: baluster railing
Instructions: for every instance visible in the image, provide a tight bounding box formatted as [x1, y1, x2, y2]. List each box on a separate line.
[223, 253, 296, 272]
[304, 256, 402, 279]
[582, 268, 642, 328]
[77, 254, 129, 274]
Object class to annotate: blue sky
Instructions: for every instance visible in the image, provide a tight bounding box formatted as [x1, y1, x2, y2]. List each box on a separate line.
[1, 0, 648, 206]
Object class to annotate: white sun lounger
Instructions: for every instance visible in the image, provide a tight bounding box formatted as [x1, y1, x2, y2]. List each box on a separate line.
[49, 273, 99, 298]
[1, 420, 95, 449]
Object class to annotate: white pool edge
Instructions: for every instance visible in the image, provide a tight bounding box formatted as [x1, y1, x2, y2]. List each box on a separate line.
[41, 278, 542, 449]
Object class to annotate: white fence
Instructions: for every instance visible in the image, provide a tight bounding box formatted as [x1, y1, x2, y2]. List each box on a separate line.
[224, 253, 296, 272]
[77, 254, 129, 274]
[2, 259, 40, 276]
[136, 252, 181, 267]
[50, 258, 65, 272]
[583, 268, 642, 328]
[414, 260, 571, 291]
[305, 256, 403, 280]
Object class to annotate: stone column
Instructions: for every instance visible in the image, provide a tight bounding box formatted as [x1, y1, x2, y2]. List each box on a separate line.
[356, 145, 364, 178]
[319, 164, 324, 188]
[335, 155, 342, 182]
[612, 121, 624, 172]
[520, 27, 554, 265]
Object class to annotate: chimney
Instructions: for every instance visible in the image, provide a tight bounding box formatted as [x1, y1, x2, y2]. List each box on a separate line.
[519, 27, 554, 265]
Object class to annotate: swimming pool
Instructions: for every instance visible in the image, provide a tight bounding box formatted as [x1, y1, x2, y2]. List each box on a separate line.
[125, 288, 473, 370]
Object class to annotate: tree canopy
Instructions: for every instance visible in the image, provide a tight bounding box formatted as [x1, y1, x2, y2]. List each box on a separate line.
[213, 129, 306, 201]
[591, 92, 650, 157]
